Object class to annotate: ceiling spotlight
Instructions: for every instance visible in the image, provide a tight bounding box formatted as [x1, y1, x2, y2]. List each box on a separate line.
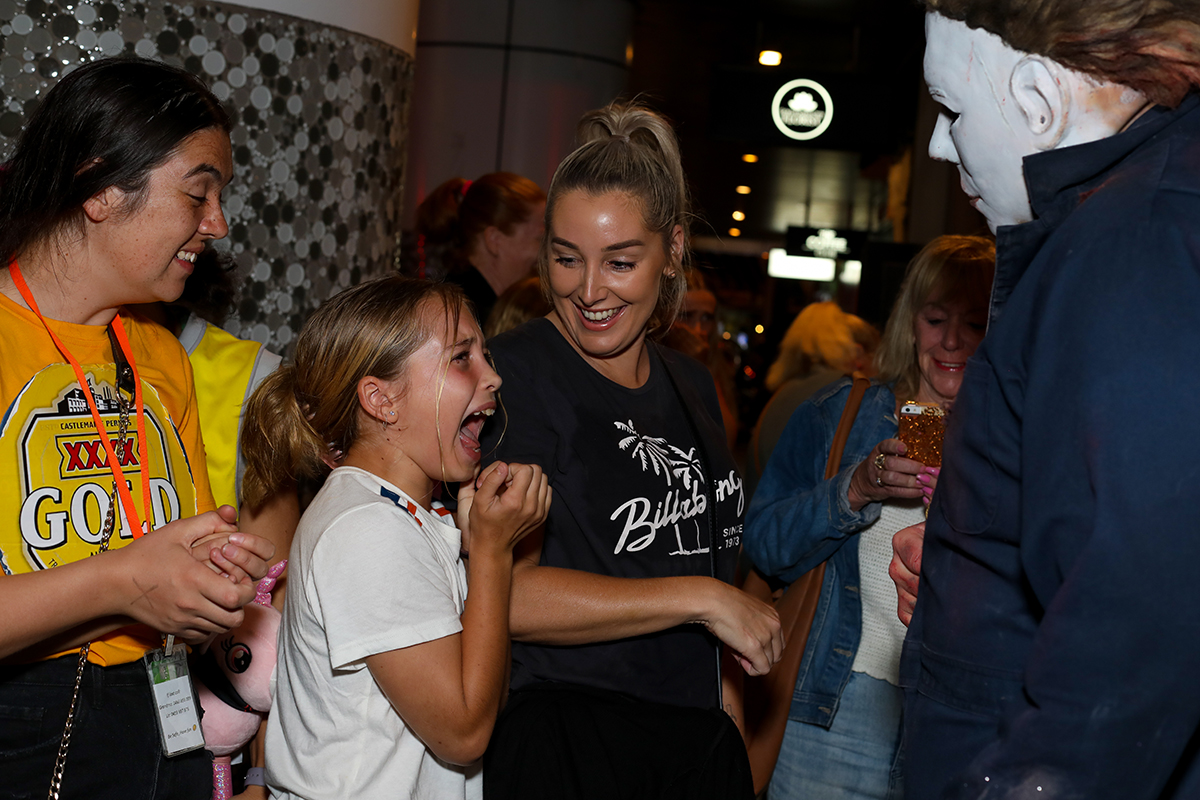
[759, 50, 782, 66]
[742, 154, 759, 163]
[732, 210, 745, 221]
[736, 185, 751, 195]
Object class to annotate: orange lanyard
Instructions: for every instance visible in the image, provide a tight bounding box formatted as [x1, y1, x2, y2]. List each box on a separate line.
[9, 260, 152, 537]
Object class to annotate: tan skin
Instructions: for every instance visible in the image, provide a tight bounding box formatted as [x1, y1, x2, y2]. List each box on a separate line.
[345, 310, 551, 765]
[511, 190, 784, 735]
[0, 128, 274, 661]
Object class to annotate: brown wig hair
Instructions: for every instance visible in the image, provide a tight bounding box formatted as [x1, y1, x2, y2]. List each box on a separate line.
[240, 276, 466, 507]
[417, 172, 545, 265]
[874, 235, 996, 402]
[538, 100, 692, 336]
[924, 0, 1200, 106]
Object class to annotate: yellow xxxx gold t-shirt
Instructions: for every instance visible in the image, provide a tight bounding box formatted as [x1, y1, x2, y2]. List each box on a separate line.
[0, 293, 215, 666]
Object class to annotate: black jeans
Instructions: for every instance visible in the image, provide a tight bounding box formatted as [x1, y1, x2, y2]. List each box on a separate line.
[484, 682, 754, 800]
[0, 656, 211, 800]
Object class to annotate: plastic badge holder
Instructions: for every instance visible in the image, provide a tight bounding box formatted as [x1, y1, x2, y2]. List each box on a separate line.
[144, 642, 206, 757]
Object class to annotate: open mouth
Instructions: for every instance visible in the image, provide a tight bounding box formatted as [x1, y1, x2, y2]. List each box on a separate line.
[576, 304, 625, 330]
[176, 250, 198, 267]
[458, 405, 495, 460]
[934, 360, 966, 372]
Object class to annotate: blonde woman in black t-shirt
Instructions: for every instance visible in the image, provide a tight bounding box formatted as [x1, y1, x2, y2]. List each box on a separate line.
[480, 101, 783, 800]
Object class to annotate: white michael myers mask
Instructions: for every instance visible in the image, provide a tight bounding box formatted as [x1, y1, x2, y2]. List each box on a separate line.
[923, 12, 1151, 233]
[924, 13, 1040, 231]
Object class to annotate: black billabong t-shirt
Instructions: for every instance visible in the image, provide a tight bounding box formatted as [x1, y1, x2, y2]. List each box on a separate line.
[481, 318, 744, 709]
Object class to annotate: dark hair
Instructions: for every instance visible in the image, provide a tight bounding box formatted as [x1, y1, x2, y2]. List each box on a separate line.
[925, 0, 1200, 106]
[170, 246, 238, 327]
[417, 172, 546, 264]
[0, 56, 230, 267]
[539, 101, 692, 336]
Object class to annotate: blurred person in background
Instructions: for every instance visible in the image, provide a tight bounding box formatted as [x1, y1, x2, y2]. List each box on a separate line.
[745, 301, 878, 499]
[416, 172, 546, 324]
[666, 270, 738, 450]
[484, 275, 552, 339]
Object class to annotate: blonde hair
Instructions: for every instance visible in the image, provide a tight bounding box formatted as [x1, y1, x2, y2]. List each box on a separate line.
[538, 100, 692, 336]
[484, 275, 551, 338]
[241, 277, 465, 507]
[766, 302, 877, 392]
[874, 235, 996, 401]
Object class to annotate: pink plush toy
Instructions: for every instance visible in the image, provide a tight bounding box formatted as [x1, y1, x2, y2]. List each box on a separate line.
[197, 560, 286, 800]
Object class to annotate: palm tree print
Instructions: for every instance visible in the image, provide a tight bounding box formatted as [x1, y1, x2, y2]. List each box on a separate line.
[614, 420, 704, 489]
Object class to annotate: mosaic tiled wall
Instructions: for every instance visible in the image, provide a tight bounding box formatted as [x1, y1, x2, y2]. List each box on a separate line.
[0, 0, 414, 353]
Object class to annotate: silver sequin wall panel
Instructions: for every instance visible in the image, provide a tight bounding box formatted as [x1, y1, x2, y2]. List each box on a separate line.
[0, 0, 414, 353]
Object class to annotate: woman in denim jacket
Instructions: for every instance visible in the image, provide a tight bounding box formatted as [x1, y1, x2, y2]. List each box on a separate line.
[745, 236, 993, 800]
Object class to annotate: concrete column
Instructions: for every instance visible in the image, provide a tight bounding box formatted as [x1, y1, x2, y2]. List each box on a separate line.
[0, 0, 418, 352]
[402, 0, 633, 230]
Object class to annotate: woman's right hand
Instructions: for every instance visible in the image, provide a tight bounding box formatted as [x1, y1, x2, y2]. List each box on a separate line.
[847, 438, 930, 511]
[464, 461, 551, 556]
[698, 582, 784, 676]
[107, 511, 272, 643]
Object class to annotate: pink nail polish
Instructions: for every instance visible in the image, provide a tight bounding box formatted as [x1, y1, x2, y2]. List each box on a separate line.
[922, 486, 933, 496]
[917, 474, 931, 485]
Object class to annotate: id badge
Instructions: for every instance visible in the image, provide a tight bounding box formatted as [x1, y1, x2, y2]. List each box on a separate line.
[143, 644, 206, 756]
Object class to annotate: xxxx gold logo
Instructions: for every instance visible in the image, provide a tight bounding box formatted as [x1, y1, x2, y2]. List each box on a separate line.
[1, 367, 199, 573]
[58, 434, 139, 476]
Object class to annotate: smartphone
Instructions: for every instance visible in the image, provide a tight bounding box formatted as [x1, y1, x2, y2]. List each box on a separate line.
[898, 402, 945, 467]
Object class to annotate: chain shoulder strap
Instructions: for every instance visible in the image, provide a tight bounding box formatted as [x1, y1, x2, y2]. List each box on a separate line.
[48, 381, 132, 799]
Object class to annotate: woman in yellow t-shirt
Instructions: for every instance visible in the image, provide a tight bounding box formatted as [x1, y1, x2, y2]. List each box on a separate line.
[0, 58, 274, 798]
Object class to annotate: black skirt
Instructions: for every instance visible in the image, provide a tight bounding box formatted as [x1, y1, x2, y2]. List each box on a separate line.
[484, 682, 754, 800]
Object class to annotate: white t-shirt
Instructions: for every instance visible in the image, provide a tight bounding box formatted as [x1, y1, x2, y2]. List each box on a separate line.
[266, 467, 482, 799]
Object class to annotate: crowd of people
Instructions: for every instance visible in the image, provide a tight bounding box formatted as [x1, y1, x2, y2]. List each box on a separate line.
[4, 0, 1200, 797]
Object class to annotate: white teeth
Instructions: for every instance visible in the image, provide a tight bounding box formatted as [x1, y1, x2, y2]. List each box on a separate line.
[176, 250, 197, 263]
[582, 308, 618, 321]
[481, 408, 494, 417]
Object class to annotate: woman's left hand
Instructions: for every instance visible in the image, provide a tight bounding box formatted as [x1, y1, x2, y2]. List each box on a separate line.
[847, 438, 931, 511]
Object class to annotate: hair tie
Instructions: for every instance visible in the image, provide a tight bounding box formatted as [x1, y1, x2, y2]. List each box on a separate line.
[459, 179, 473, 198]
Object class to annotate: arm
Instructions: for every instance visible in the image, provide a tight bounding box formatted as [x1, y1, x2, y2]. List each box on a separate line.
[509, 527, 783, 676]
[0, 510, 272, 660]
[367, 462, 549, 765]
[745, 388, 926, 585]
[237, 486, 300, 609]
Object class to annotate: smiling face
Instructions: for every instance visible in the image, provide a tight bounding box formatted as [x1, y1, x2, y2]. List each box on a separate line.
[912, 291, 987, 409]
[547, 190, 680, 385]
[388, 306, 502, 498]
[90, 126, 233, 307]
[924, 12, 1038, 232]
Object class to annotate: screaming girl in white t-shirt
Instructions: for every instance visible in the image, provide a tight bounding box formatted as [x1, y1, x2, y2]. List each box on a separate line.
[239, 276, 551, 799]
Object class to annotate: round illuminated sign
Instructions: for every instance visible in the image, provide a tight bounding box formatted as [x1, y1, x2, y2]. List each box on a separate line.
[771, 79, 834, 141]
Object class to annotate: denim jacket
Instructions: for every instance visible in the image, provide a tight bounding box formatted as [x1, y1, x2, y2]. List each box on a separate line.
[745, 377, 897, 728]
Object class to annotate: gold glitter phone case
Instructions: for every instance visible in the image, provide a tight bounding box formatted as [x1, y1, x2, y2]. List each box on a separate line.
[898, 402, 945, 467]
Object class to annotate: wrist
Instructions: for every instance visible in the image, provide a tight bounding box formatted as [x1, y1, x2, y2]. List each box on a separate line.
[684, 576, 722, 626]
